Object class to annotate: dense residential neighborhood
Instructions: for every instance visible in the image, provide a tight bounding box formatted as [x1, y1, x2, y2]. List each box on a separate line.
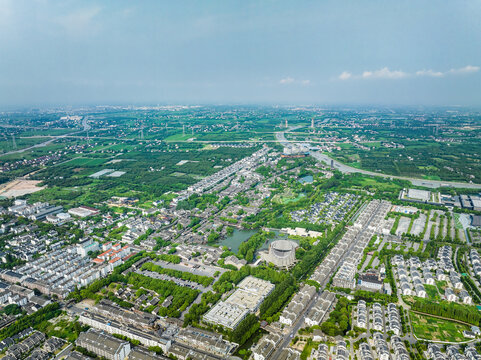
[1, 104, 481, 360]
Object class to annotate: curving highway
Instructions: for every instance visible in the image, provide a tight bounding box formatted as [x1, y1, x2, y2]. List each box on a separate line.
[276, 131, 481, 190]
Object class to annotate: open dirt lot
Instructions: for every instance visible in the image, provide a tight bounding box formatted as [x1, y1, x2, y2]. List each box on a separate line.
[0, 179, 45, 198]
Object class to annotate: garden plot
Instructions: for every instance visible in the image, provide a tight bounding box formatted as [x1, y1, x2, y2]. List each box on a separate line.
[410, 312, 471, 342]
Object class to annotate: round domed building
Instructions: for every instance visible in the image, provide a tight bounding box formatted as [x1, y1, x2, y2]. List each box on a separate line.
[261, 239, 298, 269]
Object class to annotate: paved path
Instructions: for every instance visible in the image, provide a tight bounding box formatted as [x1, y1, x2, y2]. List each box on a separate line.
[1, 117, 91, 157]
[267, 201, 385, 359]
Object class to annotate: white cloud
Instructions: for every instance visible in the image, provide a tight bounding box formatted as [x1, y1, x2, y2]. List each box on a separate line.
[448, 65, 480, 74]
[416, 69, 444, 77]
[279, 77, 310, 85]
[339, 65, 479, 81]
[362, 67, 408, 79]
[417, 66, 479, 77]
[279, 77, 295, 84]
[338, 71, 352, 80]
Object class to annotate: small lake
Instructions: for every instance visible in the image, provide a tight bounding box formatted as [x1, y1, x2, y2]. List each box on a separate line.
[220, 229, 257, 253]
[220, 229, 299, 253]
[298, 175, 313, 184]
[258, 231, 293, 251]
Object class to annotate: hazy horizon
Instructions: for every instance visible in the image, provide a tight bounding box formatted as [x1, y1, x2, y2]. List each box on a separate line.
[1, 0, 480, 107]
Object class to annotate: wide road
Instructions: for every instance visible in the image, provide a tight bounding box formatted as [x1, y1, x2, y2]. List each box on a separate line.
[0, 117, 91, 157]
[276, 131, 481, 189]
[267, 201, 385, 360]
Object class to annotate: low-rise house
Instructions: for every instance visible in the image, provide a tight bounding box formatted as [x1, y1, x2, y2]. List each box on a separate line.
[445, 288, 458, 302]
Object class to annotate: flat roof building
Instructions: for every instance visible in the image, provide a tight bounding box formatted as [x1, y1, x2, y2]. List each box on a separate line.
[76, 329, 130, 360]
[203, 301, 249, 330]
[203, 276, 274, 330]
[407, 189, 430, 202]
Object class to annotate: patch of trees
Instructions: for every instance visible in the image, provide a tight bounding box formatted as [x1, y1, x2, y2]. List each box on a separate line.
[188, 217, 201, 228]
[108, 225, 127, 240]
[0, 253, 25, 270]
[74, 346, 98, 359]
[112, 333, 140, 346]
[354, 290, 396, 304]
[380, 241, 438, 262]
[1, 304, 22, 316]
[152, 238, 171, 251]
[128, 273, 199, 318]
[67, 252, 146, 301]
[148, 346, 164, 355]
[259, 277, 296, 321]
[207, 231, 220, 245]
[184, 291, 221, 326]
[292, 222, 345, 280]
[213, 265, 288, 294]
[390, 215, 401, 235]
[384, 256, 398, 301]
[154, 254, 181, 264]
[230, 314, 259, 346]
[256, 165, 272, 177]
[235, 194, 250, 206]
[238, 231, 273, 263]
[133, 228, 154, 245]
[141, 262, 213, 287]
[106, 292, 134, 309]
[411, 300, 481, 325]
[321, 297, 350, 336]
[0, 303, 61, 341]
[176, 193, 219, 211]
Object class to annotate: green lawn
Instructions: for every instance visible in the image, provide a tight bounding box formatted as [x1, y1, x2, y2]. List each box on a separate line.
[454, 213, 464, 230]
[436, 280, 448, 293]
[165, 133, 195, 141]
[35, 316, 82, 342]
[64, 157, 109, 167]
[424, 284, 440, 300]
[410, 311, 470, 342]
[422, 175, 442, 180]
[282, 193, 306, 204]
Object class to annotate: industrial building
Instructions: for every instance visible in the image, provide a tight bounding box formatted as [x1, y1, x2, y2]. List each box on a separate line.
[68, 206, 100, 218]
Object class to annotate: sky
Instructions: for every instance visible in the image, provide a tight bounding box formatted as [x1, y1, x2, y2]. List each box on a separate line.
[0, 0, 480, 107]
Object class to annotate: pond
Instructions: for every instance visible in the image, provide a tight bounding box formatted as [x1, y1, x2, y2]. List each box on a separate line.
[219, 229, 257, 253]
[220, 229, 300, 254]
[258, 230, 294, 251]
[298, 175, 313, 184]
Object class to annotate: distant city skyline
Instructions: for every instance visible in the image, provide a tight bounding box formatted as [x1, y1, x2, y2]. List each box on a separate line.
[0, 0, 480, 106]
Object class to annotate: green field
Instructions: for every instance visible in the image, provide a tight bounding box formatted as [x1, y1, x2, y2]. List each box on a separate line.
[410, 311, 470, 342]
[64, 157, 109, 167]
[436, 280, 448, 293]
[165, 133, 196, 141]
[424, 284, 440, 300]
[272, 188, 305, 204]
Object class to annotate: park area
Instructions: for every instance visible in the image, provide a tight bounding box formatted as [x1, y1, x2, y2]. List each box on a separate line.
[272, 188, 305, 204]
[410, 311, 471, 342]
